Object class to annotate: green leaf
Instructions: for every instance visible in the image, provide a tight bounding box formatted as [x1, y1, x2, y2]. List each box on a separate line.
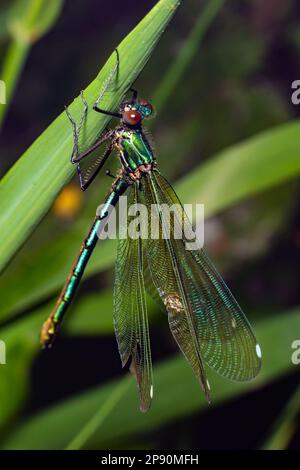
[1, 119, 300, 322]
[8, 0, 64, 43]
[65, 290, 116, 336]
[0, 0, 64, 124]
[0, 4, 11, 40]
[0, 290, 122, 430]
[65, 291, 158, 336]
[0, 289, 119, 431]
[65, 378, 131, 450]
[176, 119, 300, 214]
[153, 0, 226, 110]
[0, 309, 41, 432]
[262, 384, 300, 450]
[0, 0, 181, 270]
[2, 307, 299, 449]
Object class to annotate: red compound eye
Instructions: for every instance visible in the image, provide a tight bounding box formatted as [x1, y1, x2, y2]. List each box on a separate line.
[123, 109, 142, 126]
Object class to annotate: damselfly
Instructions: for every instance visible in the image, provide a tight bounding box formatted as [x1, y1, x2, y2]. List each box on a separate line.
[41, 52, 261, 412]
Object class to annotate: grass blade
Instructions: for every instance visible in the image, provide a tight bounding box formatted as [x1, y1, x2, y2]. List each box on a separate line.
[0, 0, 64, 125]
[65, 378, 131, 450]
[153, 0, 226, 110]
[262, 385, 300, 450]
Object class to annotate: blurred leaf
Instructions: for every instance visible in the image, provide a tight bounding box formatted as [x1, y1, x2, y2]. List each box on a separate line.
[0, 0, 64, 124]
[0, 282, 120, 432]
[0, 309, 41, 433]
[204, 15, 265, 80]
[176, 119, 300, 213]
[1, 119, 300, 322]
[66, 290, 158, 336]
[8, 0, 64, 42]
[0, 4, 10, 40]
[65, 378, 131, 450]
[65, 290, 116, 336]
[0, 287, 123, 431]
[0, 0, 182, 269]
[0, 345, 33, 434]
[262, 384, 300, 450]
[153, 0, 226, 110]
[2, 307, 300, 449]
[0, 40, 29, 123]
[212, 183, 296, 268]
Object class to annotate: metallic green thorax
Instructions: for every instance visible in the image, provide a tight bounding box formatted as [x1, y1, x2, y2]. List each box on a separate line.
[119, 129, 154, 171]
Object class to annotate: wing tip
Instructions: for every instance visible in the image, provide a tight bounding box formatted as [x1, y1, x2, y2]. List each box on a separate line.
[139, 384, 153, 413]
[197, 374, 212, 403]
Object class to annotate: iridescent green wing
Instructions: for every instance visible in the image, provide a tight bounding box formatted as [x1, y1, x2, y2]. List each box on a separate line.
[143, 252, 166, 312]
[150, 171, 262, 383]
[114, 184, 153, 412]
[142, 174, 211, 401]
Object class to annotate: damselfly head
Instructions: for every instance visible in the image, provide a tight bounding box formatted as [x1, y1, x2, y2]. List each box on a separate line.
[121, 98, 154, 126]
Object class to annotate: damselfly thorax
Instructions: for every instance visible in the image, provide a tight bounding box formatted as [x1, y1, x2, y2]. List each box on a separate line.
[113, 127, 155, 181]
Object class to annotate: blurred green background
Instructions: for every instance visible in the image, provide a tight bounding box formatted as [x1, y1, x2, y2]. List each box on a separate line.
[1, 0, 300, 450]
